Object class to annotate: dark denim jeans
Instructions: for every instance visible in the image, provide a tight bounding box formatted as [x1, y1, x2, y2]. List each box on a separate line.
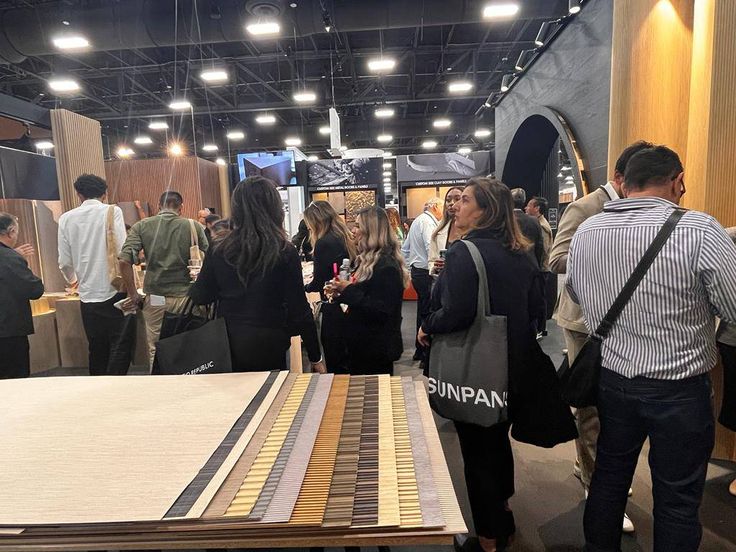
[584, 368, 714, 552]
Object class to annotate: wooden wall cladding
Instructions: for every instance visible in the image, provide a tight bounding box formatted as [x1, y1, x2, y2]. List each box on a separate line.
[50, 109, 106, 213]
[105, 157, 222, 220]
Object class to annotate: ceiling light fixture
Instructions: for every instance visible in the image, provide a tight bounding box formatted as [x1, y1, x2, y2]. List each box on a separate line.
[377, 134, 393, 143]
[433, 118, 452, 129]
[246, 21, 280, 36]
[375, 107, 395, 118]
[285, 137, 302, 146]
[569, 0, 582, 14]
[148, 121, 169, 130]
[383, 162, 391, 169]
[133, 135, 153, 145]
[200, 69, 229, 83]
[422, 140, 438, 149]
[216, 158, 227, 166]
[382, 151, 393, 158]
[535, 21, 551, 47]
[458, 146, 472, 155]
[515, 50, 530, 71]
[168, 143, 184, 156]
[255, 113, 276, 125]
[35, 141, 54, 150]
[226, 130, 245, 140]
[501, 74, 512, 92]
[202, 144, 218, 152]
[116, 146, 134, 158]
[48, 78, 80, 93]
[383, 171, 392, 177]
[475, 128, 491, 138]
[52, 34, 90, 51]
[293, 90, 317, 103]
[319, 126, 331, 135]
[367, 57, 396, 72]
[448, 81, 474, 93]
[483, 3, 520, 19]
[169, 99, 192, 110]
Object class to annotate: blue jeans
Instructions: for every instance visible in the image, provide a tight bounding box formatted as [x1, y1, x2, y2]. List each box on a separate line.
[584, 368, 714, 552]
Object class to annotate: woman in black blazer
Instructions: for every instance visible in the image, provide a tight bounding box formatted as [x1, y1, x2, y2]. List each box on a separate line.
[303, 200, 355, 373]
[419, 178, 541, 552]
[327, 206, 408, 375]
[189, 177, 324, 373]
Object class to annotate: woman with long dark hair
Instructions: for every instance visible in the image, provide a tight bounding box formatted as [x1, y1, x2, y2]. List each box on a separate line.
[189, 176, 324, 373]
[326, 206, 408, 375]
[419, 178, 539, 551]
[303, 200, 356, 373]
[429, 186, 464, 274]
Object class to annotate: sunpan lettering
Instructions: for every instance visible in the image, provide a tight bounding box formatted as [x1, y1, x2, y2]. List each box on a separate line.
[427, 377, 507, 408]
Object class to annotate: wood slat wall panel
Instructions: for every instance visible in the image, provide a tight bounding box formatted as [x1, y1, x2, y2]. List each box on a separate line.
[198, 158, 222, 216]
[50, 109, 106, 213]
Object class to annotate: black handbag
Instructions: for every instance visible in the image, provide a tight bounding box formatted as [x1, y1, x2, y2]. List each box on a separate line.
[559, 208, 685, 407]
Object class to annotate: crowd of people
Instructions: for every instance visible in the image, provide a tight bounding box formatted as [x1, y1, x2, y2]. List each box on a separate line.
[0, 141, 735, 552]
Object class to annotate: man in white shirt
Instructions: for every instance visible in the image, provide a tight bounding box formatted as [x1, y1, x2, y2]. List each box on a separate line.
[58, 174, 136, 376]
[402, 197, 443, 361]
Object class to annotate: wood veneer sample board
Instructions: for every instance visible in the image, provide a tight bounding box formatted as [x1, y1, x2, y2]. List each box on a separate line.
[351, 375, 379, 527]
[54, 297, 88, 368]
[34, 201, 66, 293]
[0, 372, 270, 525]
[390, 377, 422, 528]
[406, 187, 439, 219]
[377, 375, 400, 527]
[28, 311, 60, 374]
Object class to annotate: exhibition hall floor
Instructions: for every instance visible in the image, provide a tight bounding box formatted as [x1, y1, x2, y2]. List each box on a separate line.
[36, 302, 736, 551]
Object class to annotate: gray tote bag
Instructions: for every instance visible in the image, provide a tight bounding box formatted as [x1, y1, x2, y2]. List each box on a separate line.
[428, 240, 509, 427]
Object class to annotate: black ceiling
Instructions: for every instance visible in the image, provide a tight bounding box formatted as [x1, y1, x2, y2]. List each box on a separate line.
[0, 0, 572, 160]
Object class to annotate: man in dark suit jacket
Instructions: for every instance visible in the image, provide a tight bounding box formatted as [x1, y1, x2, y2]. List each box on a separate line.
[0, 212, 45, 379]
[510, 188, 544, 268]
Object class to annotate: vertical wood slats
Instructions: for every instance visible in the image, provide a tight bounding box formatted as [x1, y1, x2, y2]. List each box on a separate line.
[377, 375, 400, 527]
[391, 377, 422, 528]
[351, 375, 379, 527]
[50, 109, 106, 213]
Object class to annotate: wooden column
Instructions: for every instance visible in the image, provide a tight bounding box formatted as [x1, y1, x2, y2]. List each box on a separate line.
[218, 165, 231, 218]
[607, 0, 694, 170]
[50, 109, 106, 213]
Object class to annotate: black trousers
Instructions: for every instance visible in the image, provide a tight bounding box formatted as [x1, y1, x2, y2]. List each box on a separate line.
[454, 420, 516, 540]
[718, 342, 736, 430]
[321, 305, 348, 374]
[0, 336, 30, 379]
[411, 266, 433, 358]
[226, 320, 290, 372]
[79, 293, 137, 376]
[584, 368, 714, 552]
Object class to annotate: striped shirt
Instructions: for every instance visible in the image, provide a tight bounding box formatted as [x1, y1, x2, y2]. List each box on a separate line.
[567, 197, 736, 380]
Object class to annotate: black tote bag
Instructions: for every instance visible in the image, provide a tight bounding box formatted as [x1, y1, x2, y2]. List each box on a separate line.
[559, 209, 685, 407]
[428, 240, 509, 427]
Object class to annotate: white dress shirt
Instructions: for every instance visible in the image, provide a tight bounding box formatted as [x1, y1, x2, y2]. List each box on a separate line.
[401, 211, 439, 270]
[58, 199, 127, 303]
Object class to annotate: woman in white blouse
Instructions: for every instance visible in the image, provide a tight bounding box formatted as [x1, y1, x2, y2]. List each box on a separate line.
[429, 186, 463, 274]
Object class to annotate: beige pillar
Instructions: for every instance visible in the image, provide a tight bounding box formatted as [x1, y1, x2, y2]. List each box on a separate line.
[218, 164, 232, 218]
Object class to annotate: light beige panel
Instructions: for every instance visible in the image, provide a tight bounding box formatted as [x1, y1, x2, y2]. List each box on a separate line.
[406, 187, 439, 219]
[218, 165, 232, 218]
[607, 0, 694, 171]
[50, 109, 106, 213]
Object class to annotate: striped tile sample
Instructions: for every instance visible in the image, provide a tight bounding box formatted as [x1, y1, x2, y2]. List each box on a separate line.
[202, 373, 297, 518]
[322, 376, 365, 527]
[402, 377, 444, 528]
[289, 375, 350, 526]
[351, 375, 379, 527]
[391, 376, 423, 528]
[377, 375, 400, 527]
[164, 371, 281, 519]
[260, 374, 334, 523]
[224, 374, 311, 517]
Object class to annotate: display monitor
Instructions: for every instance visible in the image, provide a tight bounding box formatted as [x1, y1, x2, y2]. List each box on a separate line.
[236, 151, 296, 186]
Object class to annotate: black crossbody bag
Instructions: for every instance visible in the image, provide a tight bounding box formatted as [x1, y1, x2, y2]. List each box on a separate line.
[559, 208, 686, 407]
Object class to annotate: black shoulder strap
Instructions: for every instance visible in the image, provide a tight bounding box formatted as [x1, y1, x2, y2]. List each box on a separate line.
[595, 208, 686, 338]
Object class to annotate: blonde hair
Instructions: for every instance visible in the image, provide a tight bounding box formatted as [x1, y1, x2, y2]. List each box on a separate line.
[386, 207, 402, 234]
[303, 201, 356, 260]
[353, 206, 409, 287]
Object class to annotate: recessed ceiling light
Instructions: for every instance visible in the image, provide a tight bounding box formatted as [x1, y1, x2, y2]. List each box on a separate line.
[483, 3, 520, 19]
[246, 21, 280, 36]
[52, 34, 90, 51]
[422, 140, 438, 149]
[433, 118, 452, 129]
[116, 146, 134, 158]
[148, 121, 169, 130]
[474, 128, 491, 138]
[255, 113, 276, 125]
[216, 158, 227, 166]
[35, 141, 54, 150]
[293, 91, 316, 103]
[383, 171, 392, 177]
[133, 135, 153, 145]
[308, 155, 319, 161]
[458, 146, 472, 155]
[202, 144, 218, 152]
[285, 137, 302, 146]
[48, 78, 80, 93]
[375, 107, 395, 118]
[169, 99, 192, 110]
[383, 162, 391, 169]
[367, 58, 396, 72]
[226, 130, 245, 140]
[383, 177, 391, 183]
[168, 143, 184, 156]
[448, 81, 473, 93]
[377, 134, 393, 143]
[200, 69, 229, 83]
[319, 126, 331, 135]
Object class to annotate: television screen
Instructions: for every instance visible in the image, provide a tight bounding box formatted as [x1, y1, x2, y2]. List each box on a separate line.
[307, 158, 383, 189]
[396, 151, 491, 185]
[0, 146, 59, 200]
[236, 151, 296, 186]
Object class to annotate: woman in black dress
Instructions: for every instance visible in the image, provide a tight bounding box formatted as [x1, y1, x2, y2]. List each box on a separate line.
[189, 176, 324, 373]
[303, 200, 356, 373]
[326, 206, 408, 375]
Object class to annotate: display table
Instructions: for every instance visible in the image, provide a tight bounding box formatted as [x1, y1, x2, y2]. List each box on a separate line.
[0, 372, 465, 550]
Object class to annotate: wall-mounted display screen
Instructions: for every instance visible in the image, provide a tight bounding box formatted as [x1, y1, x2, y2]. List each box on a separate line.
[237, 151, 296, 186]
[0, 146, 59, 200]
[307, 158, 383, 190]
[396, 151, 491, 186]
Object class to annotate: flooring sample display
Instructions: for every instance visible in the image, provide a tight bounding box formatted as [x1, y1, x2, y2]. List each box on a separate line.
[391, 377, 423, 528]
[378, 375, 401, 527]
[352, 376, 380, 527]
[0, 372, 269, 525]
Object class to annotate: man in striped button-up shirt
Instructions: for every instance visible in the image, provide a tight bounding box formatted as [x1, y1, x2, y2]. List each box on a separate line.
[567, 146, 736, 552]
